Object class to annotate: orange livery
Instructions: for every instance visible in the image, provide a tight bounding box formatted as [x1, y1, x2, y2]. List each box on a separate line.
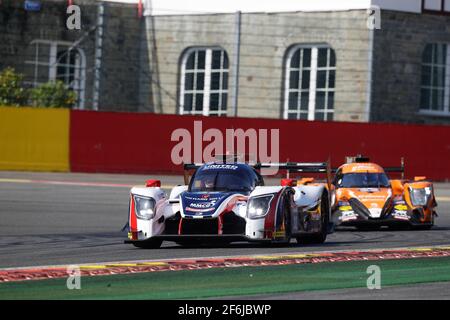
[332, 156, 437, 230]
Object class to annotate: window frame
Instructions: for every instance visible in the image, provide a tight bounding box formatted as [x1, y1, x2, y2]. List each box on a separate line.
[25, 40, 86, 109]
[179, 47, 229, 117]
[419, 43, 450, 116]
[283, 43, 336, 121]
[422, 0, 450, 15]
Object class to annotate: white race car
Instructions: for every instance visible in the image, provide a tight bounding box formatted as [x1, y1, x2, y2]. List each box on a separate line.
[124, 161, 334, 248]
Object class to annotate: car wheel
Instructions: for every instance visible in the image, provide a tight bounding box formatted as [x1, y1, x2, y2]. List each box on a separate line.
[410, 212, 435, 230]
[296, 192, 329, 245]
[282, 200, 292, 244]
[413, 218, 434, 230]
[133, 239, 163, 249]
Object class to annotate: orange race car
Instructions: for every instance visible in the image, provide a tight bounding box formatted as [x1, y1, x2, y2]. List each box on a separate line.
[331, 156, 438, 230]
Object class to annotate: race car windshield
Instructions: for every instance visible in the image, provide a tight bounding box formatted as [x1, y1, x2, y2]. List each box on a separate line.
[338, 173, 390, 188]
[190, 171, 255, 192]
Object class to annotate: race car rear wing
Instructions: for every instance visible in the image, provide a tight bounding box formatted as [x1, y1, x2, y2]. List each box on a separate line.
[383, 158, 405, 179]
[255, 162, 328, 172]
[256, 161, 333, 190]
[183, 161, 333, 189]
[183, 162, 331, 174]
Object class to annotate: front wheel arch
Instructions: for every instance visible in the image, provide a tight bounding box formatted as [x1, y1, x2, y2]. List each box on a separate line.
[296, 190, 329, 245]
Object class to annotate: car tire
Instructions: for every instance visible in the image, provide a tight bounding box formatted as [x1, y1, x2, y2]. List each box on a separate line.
[408, 213, 435, 230]
[413, 220, 434, 230]
[296, 192, 329, 245]
[282, 200, 292, 245]
[273, 195, 292, 246]
[133, 239, 163, 249]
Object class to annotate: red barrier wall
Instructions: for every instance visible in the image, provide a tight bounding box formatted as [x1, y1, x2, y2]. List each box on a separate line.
[70, 110, 450, 180]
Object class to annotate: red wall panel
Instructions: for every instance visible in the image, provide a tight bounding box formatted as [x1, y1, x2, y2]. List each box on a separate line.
[70, 110, 450, 180]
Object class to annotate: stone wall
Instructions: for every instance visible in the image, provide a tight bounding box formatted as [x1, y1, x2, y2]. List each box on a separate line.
[4, 3, 449, 125]
[143, 10, 372, 121]
[371, 10, 450, 124]
[0, 0, 140, 111]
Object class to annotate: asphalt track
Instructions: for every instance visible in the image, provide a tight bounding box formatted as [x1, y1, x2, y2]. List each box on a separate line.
[222, 282, 450, 300]
[1, 171, 450, 270]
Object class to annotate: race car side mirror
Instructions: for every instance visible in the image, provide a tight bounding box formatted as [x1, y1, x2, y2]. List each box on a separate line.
[146, 179, 161, 188]
[414, 176, 427, 182]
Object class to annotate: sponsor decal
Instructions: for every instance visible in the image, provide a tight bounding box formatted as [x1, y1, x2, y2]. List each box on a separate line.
[392, 211, 409, 220]
[351, 165, 379, 172]
[340, 211, 358, 222]
[357, 195, 388, 200]
[185, 196, 219, 201]
[394, 204, 408, 211]
[203, 164, 238, 170]
[189, 201, 217, 209]
[369, 208, 382, 218]
[185, 207, 215, 213]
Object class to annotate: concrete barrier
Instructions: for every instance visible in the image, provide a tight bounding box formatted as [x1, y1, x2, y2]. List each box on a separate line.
[0, 107, 70, 172]
[0, 107, 448, 179]
[69, 110, 450, 180]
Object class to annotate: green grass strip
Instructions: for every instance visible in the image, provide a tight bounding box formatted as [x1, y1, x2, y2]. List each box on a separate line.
[1, 257, 450, 299]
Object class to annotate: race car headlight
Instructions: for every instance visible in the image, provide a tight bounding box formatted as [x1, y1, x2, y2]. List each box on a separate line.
[134, 195, 156, 220]
[409, 187, 431, 207]
[247, 195, 274, 219]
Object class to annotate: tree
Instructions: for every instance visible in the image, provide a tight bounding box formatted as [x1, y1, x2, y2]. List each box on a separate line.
[30, 81, 76, 109]
[0, 67, 29, 106]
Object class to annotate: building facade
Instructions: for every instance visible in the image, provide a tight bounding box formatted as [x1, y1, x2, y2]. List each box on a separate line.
[0, 0, 142, 112]
[142, 0, 450, 124]
[1, 0, 450, 125]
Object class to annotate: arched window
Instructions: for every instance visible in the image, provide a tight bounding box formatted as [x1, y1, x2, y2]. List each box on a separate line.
[180, 47, 229, 116]
[420, 43, 449, 114]
[25, 40, 86, 109]
[284, 44, 336, 121]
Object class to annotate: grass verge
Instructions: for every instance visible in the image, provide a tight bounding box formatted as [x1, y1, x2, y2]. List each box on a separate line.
[1, 257, 450, 299]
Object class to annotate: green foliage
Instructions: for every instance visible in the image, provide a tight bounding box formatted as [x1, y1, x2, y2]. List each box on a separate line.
[0, 67, 29, 106]
[30, 80, 76, 109]
[0, 67, 76, 108]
